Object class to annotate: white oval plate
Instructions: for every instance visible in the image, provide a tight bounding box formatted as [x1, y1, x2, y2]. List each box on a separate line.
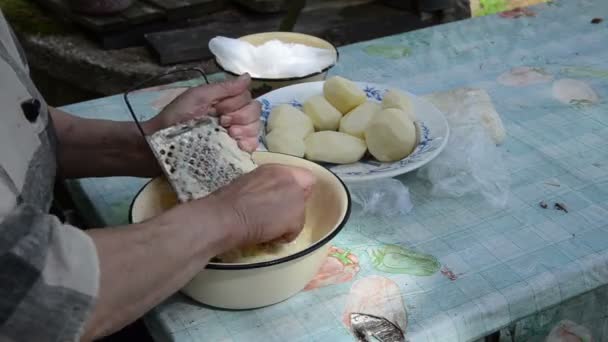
[256, 81, 449, 182]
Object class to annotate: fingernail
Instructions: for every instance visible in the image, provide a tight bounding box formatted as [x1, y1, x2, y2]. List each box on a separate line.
[220, 116, 231, 126]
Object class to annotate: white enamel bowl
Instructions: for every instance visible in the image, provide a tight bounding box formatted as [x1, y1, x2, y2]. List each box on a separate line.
[130, 151, 351, 309]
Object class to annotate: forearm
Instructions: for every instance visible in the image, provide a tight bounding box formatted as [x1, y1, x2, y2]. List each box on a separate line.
[81, 200, 232, 340]
[50, 107, 159, 178]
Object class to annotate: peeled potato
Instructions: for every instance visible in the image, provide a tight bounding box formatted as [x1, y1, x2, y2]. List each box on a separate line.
[365, 108, 417, 162]
[339, 101, 381, 139]
[382, 89, 416, 121]
[323, 76, 367, 114]
[267, 104, 314, 139]
[265, 129, 306, 157]
[305, 131, 367, 164]
[302, 95, 343, 131]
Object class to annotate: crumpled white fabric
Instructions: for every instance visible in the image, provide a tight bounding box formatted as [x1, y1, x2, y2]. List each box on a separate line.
[208, 36, 336, 78]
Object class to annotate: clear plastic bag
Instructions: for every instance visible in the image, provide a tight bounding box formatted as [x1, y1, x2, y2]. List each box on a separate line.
[417, 89, 510, 208]
[347, 178, 414, 217]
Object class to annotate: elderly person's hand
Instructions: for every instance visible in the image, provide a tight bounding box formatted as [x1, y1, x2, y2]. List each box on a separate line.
[144, 74, 261, 152]
[158, 164, 315, 251]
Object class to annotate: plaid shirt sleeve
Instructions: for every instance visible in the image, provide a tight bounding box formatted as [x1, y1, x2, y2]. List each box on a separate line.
[0, 10, 100, 342]
[0, 206, 100, 342]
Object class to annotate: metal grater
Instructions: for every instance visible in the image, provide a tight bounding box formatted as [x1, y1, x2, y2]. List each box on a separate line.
[146, 116, 256, 202]
[123, 68, 256, 203]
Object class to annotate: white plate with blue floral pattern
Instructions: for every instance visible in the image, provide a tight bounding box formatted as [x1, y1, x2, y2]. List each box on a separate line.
[256, 81, 449, 182]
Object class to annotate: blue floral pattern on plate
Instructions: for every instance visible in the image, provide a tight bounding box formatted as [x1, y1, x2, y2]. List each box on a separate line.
[257, 82, 449, 182]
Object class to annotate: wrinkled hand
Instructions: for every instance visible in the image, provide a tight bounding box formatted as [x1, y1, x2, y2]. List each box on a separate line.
[144, 74, 261, 152]
[206, 165, 315, 249]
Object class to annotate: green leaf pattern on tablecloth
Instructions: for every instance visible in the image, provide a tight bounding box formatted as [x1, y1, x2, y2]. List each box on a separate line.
[367, 244, 440, 276]
[364, 45, 411, 59]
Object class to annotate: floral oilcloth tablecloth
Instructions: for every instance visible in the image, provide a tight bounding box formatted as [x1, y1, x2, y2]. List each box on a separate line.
[62, 1, 608, 341]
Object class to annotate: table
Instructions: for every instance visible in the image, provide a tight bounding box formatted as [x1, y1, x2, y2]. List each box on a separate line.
[62, 0, 608, 340]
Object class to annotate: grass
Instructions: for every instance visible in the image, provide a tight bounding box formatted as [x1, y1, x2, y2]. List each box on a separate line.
[474, 0, 509, 16]
[471, 0, 549, 17]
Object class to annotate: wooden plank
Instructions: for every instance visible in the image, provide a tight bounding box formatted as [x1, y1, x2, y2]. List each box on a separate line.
[33, 0, 130, 32]
[141, 0, 226, 20]
[35, 0, 170, 32]
[167, 0, 228, 20]
[143, 9, 280, 65]
[35, 0, 226, 34]
[145, 27, 220, 65]
[95, 20, 189, 49]
[120, 1, 166, 25]
[74, 14, 129, 32]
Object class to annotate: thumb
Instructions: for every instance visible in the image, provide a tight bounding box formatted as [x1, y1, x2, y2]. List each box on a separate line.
[196, 73, 251, 103]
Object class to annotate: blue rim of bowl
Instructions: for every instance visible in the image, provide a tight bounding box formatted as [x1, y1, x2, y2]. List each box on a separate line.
[128, 151, 351, 270]
[214, 44, 340, 82]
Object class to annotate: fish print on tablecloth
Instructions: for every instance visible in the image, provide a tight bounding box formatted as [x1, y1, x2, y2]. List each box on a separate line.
[497, 66, 553, 86]
[552, 79, 600, 106]
[546, 320, 593, 342]
[342, 276, 408, 338]
[350, 313, 405, 342]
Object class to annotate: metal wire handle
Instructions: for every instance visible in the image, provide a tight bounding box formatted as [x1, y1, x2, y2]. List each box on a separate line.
[123, 67, 210, 139]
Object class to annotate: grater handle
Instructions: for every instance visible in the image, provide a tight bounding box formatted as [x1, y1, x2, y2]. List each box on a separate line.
[122, 68, 210, 139]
